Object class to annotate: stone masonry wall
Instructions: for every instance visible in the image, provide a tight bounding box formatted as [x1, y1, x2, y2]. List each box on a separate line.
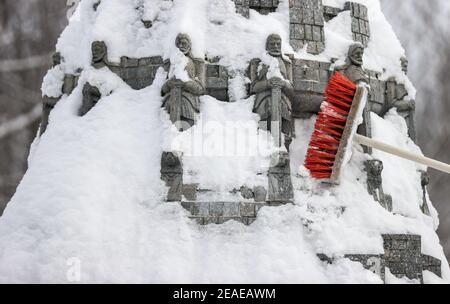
[289, 0, 325, 54]
[344, 2, 371, 47]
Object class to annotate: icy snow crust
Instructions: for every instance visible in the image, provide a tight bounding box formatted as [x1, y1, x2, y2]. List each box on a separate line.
[1, 0, 448, 283]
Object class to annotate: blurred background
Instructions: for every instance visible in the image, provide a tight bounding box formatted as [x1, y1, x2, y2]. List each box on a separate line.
[0, 0, 449, 259]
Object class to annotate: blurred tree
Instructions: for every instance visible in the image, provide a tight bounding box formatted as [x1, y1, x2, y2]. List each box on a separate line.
[381, 0, 450, 259]
[0, 0, 67, 214]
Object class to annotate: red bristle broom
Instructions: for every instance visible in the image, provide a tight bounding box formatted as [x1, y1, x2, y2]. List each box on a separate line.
[304, 72, 450, 183]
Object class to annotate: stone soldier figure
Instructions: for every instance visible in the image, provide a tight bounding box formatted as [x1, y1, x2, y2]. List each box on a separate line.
[386, 57, 416, 142]
[335, 43, 371, 152]
[162, 33, 205, 131]
[250, 34, 294, 150]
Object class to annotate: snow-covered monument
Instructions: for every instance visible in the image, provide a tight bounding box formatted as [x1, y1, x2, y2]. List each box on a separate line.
[0, 0, 448, 283]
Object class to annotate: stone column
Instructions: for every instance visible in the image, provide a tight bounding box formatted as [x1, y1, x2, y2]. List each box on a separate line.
[289, 0, 325, 54]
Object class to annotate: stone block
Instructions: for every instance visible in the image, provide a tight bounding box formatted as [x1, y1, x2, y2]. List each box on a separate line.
[312, 26, 322, 41]
[183, 184, 198, 201]
[303, 10, 314, 25]
[360, 5, 368, 20]
[240, 203, 256, 217]
[316, 41, 325, 53]
[351, 18, 360, 33]
[223, 202, 240, 217]
[254, 186, 267, 202]
[306, 42, 317, 54]
[192, 202, 210, 216]
[290, 24, 304, 40]
[290, 39, 304, 51]
[210, 202, 225, 217]
[290, 8, 303, 24]
[313, 10, 324, 26]
[181, 201, 192, 212]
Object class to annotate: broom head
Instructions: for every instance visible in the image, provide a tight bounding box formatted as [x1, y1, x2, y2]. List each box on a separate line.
[304, 72, 367, 183]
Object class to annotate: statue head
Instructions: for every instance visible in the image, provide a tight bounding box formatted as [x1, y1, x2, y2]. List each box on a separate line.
[161, 152, 183, 174]
[347, 43, 364, 67]
[366, 159, 383, 177]
[175, 33, 192, 56]
[52, 52, 62, 67]
[421, 171, 430, 187]
[91, 41, 107, 67]
[266, 34, 282, 57]
[400, 57, 408, 74]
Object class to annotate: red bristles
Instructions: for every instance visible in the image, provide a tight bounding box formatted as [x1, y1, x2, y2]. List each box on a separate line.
[304, 72, 357, 179]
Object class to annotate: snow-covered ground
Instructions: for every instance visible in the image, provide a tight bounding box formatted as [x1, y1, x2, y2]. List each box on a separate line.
[0, 0, 448, 283]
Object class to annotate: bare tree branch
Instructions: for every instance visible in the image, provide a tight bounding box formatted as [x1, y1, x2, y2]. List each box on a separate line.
[0, 104, 41, 139]
[0, 53, 53, 72]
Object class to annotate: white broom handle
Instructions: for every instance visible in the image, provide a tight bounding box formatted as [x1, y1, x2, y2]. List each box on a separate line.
[354, 134, 450, 174]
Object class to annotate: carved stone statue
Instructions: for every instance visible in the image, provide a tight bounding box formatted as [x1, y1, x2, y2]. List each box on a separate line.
[161, 152, 183, 202]
[420, 171, 431, 216]
[335, 43, 369, 85]
[268, 152, 294, 203]
[386, 57, 416, 142]
[365, 159, 392, 212]
[91, 41, 108, 69]
[162, 34, 205, 131]
[80, 83, 101, 116]
[336, 43, 371, 152]
[250, 34, 294, 150]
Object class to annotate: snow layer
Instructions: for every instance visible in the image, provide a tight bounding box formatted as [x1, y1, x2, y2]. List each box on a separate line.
[1, 0, 449, 283]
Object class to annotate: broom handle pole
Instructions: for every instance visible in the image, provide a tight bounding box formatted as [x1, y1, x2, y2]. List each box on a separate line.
[354, 134, 450, 174]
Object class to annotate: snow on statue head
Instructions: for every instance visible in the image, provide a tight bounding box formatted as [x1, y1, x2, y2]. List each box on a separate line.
[266, 34, 282, 57]
[175, 33, 192, 57]
[347, 42, 364, 67]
